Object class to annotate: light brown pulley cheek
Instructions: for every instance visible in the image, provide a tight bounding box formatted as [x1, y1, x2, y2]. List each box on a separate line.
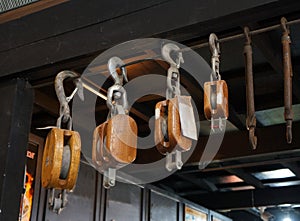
[42, 128, 81, 190]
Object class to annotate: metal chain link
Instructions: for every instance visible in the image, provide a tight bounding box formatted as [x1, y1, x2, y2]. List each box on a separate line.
[162, 43, 184, 99]
[209, 33, 221, 81]
[106, 57, 129, 118]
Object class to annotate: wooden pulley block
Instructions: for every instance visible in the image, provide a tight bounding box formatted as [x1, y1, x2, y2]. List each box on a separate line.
[155, 96, 193, 155]
[41, 128, 81, 190]
[93, 114, 137, 168]
[204, 80, 229, 120]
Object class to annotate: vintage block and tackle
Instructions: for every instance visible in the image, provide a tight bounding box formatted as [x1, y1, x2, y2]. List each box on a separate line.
[155, 43, 197, 171]
[41, 71, 84, 213]
[204, 33, 229, 132]
[93, 57, 137, 188]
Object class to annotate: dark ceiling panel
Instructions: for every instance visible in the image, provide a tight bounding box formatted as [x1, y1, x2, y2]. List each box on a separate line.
[0, 0, 281, 78]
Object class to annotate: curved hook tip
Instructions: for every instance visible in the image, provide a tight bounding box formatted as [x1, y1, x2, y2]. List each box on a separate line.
[161, 43, 183, 67]
[250, 136, 257, 150]
[249, 127, 257, 150]
[55, 70, 83, 104]
[74, 78, 84, 101]
[209, 33, 220, 55]
[281, 17, 289, 33]
[286, 121, 292, 144]
[244, 26, 251, 44]
[121, 67, 128, 83]
[108, 57, 127, 85]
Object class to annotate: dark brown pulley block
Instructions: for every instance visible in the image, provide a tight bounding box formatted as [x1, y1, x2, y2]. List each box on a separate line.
[204, 80, 229, 121]
[155, 96, 192, 155]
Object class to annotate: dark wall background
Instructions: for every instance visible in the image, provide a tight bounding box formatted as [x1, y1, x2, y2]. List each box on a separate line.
[30, 158, 231, 221]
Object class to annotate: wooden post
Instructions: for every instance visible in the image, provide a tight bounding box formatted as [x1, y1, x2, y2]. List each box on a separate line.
[0, 79, 34, 220]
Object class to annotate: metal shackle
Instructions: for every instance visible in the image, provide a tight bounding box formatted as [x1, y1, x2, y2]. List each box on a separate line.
[108, 56, 128, 86]
[162, 43, 184, 99]
[106, 84, 129, 116]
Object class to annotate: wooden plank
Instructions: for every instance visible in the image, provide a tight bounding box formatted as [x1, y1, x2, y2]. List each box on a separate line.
[0, 0, 168, 51]
[0, 0, 69, 24]
[226, 168, 265, 189]
[0, 0, 280, 78]
[34, 89, 59, 116]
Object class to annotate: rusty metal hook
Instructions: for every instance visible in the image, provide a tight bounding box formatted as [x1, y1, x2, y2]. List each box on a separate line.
[162, 43, 184, 68]
[286, 120, 293, 144]
[108, 56, 128, 86]
[281, 17, 289, 34]
[209, 33, 221, 80]
[248, 123, 258, 150]
[209, 33, 220, 57]
[55, 70, 84, 128]
[244, 26, 251, 45]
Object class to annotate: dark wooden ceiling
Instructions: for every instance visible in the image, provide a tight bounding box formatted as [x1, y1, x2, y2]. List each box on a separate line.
[1, 0, 300, 220]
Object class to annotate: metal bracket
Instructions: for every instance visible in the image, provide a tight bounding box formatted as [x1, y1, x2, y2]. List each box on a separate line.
[166, 150, 183, 171]
[103, 168, 116, 189]
[48, 189, 68, 214]
[211, 117, 226, 133]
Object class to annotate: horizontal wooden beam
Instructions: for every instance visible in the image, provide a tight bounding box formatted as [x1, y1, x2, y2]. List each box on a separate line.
[0, 0, 281, 78]
[135, 121, 300, 165]
[0, 0, 69, 24]
[187, 121, 300, 165]
[189, 185, 300, 210]
[226, 168, 265, 189]
[34, 89, 59, 116]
